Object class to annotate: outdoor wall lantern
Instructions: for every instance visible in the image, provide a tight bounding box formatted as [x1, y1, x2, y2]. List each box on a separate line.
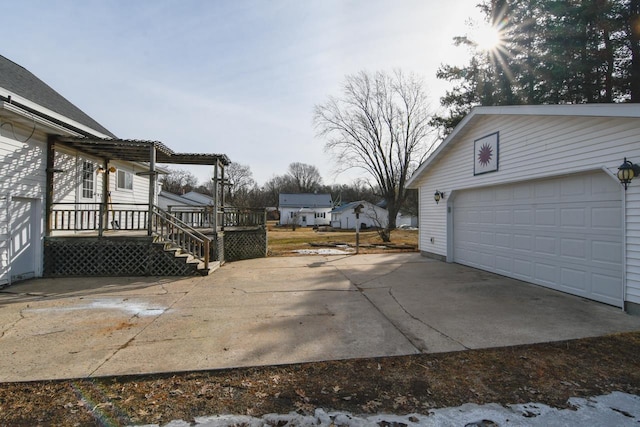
[96, 166, 117, 174]
[434, 190, 445, 204]
[617, 158, 640, 190]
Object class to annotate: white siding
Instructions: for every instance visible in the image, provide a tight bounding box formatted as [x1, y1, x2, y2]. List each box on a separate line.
[0, 127, 47, 284]
[414, 114, 640, 304]
[109, 160, 152, 205]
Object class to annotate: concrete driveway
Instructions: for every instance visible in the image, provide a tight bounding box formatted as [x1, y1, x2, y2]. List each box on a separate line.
[1, 253, 639, 382]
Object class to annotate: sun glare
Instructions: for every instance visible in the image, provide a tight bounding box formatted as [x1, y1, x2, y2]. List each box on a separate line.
[473, 23, 502, 52]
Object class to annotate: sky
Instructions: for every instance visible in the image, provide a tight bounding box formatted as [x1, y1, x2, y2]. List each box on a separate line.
[3, 0, 485, 187]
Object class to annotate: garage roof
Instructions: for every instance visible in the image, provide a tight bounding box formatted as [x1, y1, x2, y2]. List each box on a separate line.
[407, 104, 640, 189]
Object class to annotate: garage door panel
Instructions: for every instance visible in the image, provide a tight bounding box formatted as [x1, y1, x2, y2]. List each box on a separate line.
[453, 171, 623, 307]
[592, 274, 623, 300]
[535, 208, 556, 226]
[591, 207, 622, 229]
[561, 268, 587, 291]
[591, 240, 622, 264]
[535, 180, 557, 198]
[534, 262, 558, 284]
[495, 255, 511, 273]
[561, 176, 586, 196]
[561, 208, 586, 227]
[495, 209, 511, 225]
[513, 234, 532, 251]
[513, 209, 532, 225]
[495, 233, 511, 248]
[561, 238, 587, 259]
[535, 236, 557, 255]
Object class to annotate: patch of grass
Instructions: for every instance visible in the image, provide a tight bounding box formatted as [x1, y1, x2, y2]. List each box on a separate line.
[267, 221, 418, 256]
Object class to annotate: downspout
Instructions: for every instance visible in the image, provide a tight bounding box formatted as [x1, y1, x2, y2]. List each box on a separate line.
[601, 165, 626, 311]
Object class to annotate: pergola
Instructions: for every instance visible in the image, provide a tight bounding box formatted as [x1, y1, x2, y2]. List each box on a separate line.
[47, 136, 231, 236]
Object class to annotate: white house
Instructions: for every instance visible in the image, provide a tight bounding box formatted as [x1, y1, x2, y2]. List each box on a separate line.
[279, 193, 332, 227]
[407, 104, 640, 313]
[1, 54, 231, 284]
[331, 200, 388, 229]
[0, 54, 117, 284]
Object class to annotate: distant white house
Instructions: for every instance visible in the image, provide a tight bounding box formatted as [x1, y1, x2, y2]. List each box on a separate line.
[279, 193, 332, 227]
[331, 200, 388, 230]
[182, 191, 214, 206]
[396, 211, 418, 228]
[157, 190, 202, 211]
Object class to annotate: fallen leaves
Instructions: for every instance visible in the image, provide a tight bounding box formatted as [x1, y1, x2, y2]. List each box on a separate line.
[1, 332, 640, 426]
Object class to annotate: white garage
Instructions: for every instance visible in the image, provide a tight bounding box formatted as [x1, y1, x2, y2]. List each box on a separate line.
[407, 105, 640, 312]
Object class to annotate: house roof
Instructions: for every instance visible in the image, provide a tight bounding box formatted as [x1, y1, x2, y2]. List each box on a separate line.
[406, 104, 640, 188]
[0, 55, 231, 167]
[279, 193, 332, 208]
[158, 191, 203, 206]
[182, 191, 215, 205]
[0, 54, 116, 138]
[332, 200, 380, 214]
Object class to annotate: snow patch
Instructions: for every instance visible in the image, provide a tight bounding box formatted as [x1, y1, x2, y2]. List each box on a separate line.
[152, 392, 640, 427]
[292, 248, 354, 255]
[27, 298, 167, 317]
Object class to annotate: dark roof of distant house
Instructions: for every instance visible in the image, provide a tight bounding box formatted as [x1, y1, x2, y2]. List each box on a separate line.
[279, 193, 332, 208]
[332, 200, 384, 213]
[0, 54, 116, 137]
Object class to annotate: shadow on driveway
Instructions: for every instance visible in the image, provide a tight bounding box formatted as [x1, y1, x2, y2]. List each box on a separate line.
[1, 253, 639, 382]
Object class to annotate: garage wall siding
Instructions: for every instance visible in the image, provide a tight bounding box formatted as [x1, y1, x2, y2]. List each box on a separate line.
[415, 114, 640, 304]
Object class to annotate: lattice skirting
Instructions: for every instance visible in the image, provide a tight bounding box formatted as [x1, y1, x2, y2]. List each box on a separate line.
[223, 229, 267, 261]
[44, 237, 201, 277]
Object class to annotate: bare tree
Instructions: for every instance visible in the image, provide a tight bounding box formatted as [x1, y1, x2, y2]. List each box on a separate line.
[160, 168, 199, 194]
[225, 162, 257, 207]
[314, 70, 435, 241]
[287, 162, 323, 193]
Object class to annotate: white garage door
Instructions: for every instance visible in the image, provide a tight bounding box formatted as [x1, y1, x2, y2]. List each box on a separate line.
[453, 171, 623, 307]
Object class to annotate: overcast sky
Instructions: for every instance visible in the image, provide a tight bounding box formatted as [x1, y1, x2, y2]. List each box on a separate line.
[4, 0, 484, 187]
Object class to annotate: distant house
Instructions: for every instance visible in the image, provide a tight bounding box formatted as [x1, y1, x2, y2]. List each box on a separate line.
[157, 190, 201, 210]
[279, 193, 332, 227]
[331, 200, 388, 230]
[396, 211, 418, 228]
[182, 191, 214, 206]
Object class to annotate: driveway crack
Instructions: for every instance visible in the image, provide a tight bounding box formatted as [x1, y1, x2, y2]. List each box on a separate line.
[387, 288, 469, 351]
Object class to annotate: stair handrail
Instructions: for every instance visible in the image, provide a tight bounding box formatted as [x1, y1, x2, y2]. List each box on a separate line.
[151, 205, 210, 270]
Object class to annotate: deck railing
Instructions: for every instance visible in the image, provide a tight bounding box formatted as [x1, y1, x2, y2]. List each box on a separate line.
[51, 203, 267, 232]
[50, 202, 149, 232]
[166, 206, 267, 229]
[222, 208, 266, 228]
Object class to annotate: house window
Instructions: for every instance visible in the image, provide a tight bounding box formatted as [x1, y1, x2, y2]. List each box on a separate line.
[117, 169, 133, 190]
[81, 161, 94, 199]
[290, 212, 295, 219]
[315, 212, 325, 219]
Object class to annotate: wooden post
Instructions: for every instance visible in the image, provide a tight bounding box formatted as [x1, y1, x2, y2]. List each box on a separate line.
[147, 144, 156, 236]
[212, 160, 218, 232]
[99, 159, 109, 236]
[44, 136, 56, 237]
[220, 163, 225, 231]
